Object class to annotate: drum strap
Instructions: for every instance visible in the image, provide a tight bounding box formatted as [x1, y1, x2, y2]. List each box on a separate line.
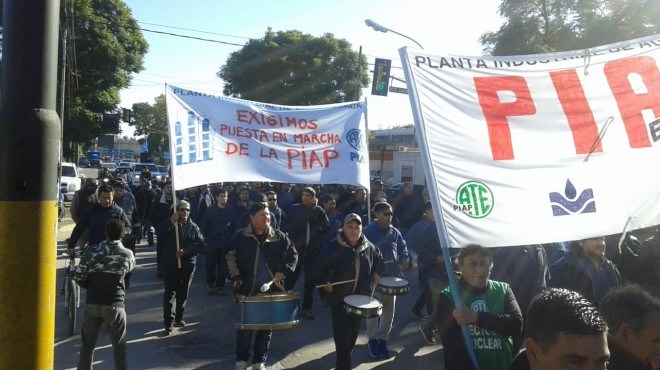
[254, 234, 285, 293]
[352, 250, 360, 293]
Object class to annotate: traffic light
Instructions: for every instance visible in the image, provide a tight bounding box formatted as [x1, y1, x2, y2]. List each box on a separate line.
[371, 58, 391, 96]
[122, 108, 131, 122]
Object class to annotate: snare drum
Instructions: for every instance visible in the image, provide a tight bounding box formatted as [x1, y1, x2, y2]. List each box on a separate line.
[376, 276, 409, 295]
[343, 294, 382, 318]
[236, 292, 300, 330]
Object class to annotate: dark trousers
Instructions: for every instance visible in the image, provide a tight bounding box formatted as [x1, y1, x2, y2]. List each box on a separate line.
[285, 250, 318, 310]
[78, 304, 127, 370]
[413, 270, 433, 314]
[236, 329, 272, 364]
[162, 267, 194, 326]
[332, 305, 362, 370]
[205, 247, 228, 288]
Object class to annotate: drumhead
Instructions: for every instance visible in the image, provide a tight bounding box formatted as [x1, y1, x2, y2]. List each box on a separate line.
[344, 294, 381, 308]
[379, 276, 409, 287]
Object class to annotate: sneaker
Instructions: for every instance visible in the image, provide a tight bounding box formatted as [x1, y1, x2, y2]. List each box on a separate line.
[164, 326, 173, 336]
[419, 325, 436, 345]
[208, 283, 216, 294]
[301, 309, 315, 320]
[251, 363, 267, 369]
[412, 307, 429, 320]
[367, 339, 380, 359]
[378, 340, 390, 358]
[216, 287, 227, 296]
[173, 320, 186, 328]
[235, 360, 248, 370]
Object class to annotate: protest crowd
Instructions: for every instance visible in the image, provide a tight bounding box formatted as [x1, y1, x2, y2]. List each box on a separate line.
[64, 169, 660, 370]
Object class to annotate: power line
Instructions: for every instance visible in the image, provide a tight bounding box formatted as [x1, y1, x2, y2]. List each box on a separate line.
[137, 21, 250, 40]
[137, 27, 245, 47]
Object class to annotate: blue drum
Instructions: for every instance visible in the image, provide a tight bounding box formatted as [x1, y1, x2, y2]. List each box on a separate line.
[236, 292, 300, 330]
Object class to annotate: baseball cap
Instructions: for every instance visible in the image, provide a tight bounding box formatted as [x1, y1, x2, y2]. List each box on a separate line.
[343, 213, 362, 225]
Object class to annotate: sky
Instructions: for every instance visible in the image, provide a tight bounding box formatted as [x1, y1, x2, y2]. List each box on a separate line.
[119, 0, 503, 137]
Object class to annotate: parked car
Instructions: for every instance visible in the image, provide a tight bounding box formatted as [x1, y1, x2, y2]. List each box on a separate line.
[131, 163, 161, 186]
[60, 162, 84, 202]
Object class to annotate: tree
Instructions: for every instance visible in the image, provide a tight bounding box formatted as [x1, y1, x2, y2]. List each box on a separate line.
[480, 0, 659, 55]
[57, 0, 147, 158]
[218, 28, 369, 105]
[130, 94, 168, 162]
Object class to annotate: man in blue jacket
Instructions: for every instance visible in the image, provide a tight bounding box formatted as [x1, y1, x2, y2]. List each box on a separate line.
[200, 189, 238, 296]
[363, 202, 412, 359]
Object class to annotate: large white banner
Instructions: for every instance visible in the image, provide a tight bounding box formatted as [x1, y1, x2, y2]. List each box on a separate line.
[400, 35, 660, 248]
[165, 86, 369, 190]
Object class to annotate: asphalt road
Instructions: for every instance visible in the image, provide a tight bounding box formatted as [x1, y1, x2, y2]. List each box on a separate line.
[55, 194, 445, 370]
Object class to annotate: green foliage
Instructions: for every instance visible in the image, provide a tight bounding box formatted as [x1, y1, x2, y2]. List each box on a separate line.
[481, 0, 659, 55]
[129, 94, 169, 159]
[218, 28, 369, 105]
[62, 0, 148, 147]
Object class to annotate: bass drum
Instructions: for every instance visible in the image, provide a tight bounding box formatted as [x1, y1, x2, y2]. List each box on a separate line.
[236, 292, 300, 330]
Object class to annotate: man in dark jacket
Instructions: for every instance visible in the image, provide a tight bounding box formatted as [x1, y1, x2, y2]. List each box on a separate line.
[550, 237, 622, 305]
[226, 202, 297, 370]
[159, 200, 205, 335]
[67, 183, 131, 256]
[283, 186, 329, 319]
[391, 182, 425, 234]
[600, 286, 660, 370]
[69, 178, 99, 249]
[150, 180, 175, 278]
[317, 213, 383, 370]
[199, 189, 238, 295]
[75, 219, 135, 370]
[509, 288, 609, 370]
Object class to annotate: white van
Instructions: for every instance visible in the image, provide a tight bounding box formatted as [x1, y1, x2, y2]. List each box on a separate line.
[60, 162, 83, 201]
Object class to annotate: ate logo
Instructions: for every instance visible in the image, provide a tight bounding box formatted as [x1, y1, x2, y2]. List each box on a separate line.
[471, 300, 489, 313]
[454, 181, 494, 218]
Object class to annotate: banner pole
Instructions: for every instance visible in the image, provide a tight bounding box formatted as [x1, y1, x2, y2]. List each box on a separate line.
[364, 97, 373, 224]
[399, 47, 480, 370]
[165, 84, 182, 269]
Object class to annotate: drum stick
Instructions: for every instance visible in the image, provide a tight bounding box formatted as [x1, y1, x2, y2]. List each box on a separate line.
[260, 278, 277, 292]
[315, 279, 356, 288]
[370, 282, 377, 300]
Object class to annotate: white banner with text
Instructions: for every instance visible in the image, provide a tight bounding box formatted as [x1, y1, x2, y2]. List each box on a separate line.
[166, 86, 370, 190]
[400, 34, 660, 248]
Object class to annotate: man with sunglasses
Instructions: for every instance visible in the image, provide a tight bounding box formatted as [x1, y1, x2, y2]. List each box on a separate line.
[265, 191, 285, 231]
[362, 202, 412, 360]
[159, 200, 205, 335]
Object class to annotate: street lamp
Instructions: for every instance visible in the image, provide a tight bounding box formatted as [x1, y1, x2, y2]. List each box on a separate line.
[364, 19, 424, 49]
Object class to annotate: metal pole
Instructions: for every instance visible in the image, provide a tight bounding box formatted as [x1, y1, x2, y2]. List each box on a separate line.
[354, 46, 363, 101]
[0, 0, 62, 368]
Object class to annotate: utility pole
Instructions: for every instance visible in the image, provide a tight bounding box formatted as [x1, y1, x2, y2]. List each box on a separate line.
[0, 0, 61, 368]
